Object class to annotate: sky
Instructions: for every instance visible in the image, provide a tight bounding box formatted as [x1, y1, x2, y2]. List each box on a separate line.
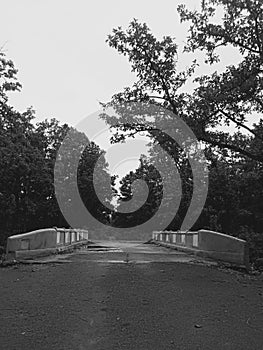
[0, 0, 246, 179]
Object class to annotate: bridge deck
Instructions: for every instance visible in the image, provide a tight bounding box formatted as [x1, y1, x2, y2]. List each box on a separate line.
[0, 242, 262, 350]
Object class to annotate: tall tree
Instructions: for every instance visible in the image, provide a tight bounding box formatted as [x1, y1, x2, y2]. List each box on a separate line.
[103, 1, 263, 163]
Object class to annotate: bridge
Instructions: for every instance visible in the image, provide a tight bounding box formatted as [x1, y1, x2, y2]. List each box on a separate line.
[0, 229, 262, 349]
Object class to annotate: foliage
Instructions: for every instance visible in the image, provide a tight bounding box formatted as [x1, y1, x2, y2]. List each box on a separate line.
[178, 0, 263, 162]
[103, 0, 263, 262]
[112, 156, 163, 228]
[104, 2, 263, 162]
[0, 51, 115, 246]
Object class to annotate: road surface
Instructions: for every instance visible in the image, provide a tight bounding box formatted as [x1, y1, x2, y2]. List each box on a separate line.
[0, 241, 263, 349]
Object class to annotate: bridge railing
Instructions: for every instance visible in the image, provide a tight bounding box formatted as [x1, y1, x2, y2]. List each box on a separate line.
[55, 228, 89, 246]
[152, 229, 250, 269]
[6, 227, 89, 260]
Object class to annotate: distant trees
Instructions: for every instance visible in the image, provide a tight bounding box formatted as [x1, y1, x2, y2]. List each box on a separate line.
[112, 156, 162, 228]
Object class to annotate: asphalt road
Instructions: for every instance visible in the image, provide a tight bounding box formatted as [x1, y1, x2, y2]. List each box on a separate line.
[0, 241, 263, 350]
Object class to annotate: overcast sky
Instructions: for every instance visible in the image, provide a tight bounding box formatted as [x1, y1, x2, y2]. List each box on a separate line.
[0, 0, 243, 179]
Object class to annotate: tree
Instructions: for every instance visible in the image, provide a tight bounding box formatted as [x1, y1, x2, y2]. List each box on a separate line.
[101, 1, 263, 259]
[178, 0, 263, 162]
[113, 156, 163, 228]
[0, 50, 21, 104]
[102, 19, 196, 134]
[0, 51, 116, 246]
[78, 141, 116, 225]
[0, 52, 45, 239]
[103, 1, 263, 163]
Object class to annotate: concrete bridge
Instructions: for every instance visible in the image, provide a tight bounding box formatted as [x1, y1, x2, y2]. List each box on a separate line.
[1, 229, 262, 350]
[5, 227, 249, 269]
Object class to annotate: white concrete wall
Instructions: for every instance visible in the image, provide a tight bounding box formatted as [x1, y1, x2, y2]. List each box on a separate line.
[152, 230, 249, 268]
[6, 228, 89, 259]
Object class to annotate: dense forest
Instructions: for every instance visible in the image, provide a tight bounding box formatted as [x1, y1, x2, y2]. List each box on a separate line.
[0, 0, 263, 262]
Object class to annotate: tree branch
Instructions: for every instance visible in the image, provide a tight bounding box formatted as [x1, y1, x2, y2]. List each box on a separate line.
[206, 28, 261, 54]
[254, 15, 263, 58]
[148, 95, 167, 101]
[141, 49, 178, 114]
[217, 108, 263, 141]
[200, 133, 263, 162]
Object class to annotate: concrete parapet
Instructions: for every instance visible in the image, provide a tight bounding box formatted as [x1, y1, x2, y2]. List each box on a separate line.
[6, 227, 89, 261]
[152, 229, 249, 269]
